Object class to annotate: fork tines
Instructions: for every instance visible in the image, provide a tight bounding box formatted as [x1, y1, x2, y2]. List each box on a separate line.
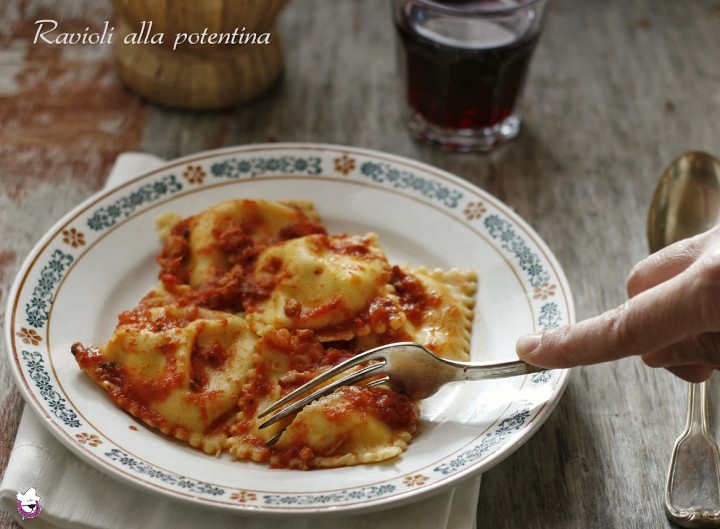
[257, 349, 390, 434]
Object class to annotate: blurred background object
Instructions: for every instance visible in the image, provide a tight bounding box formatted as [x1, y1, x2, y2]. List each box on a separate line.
[393, 0, 548, 152]
[110, 0, 288, 109]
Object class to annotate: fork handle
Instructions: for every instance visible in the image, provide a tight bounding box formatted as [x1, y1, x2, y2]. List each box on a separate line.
[461, 360, 547, 381]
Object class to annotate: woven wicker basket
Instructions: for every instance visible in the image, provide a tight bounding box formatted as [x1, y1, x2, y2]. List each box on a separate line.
[110, 0, 288, 109]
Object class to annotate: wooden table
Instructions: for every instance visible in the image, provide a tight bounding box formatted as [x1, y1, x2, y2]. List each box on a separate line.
[2, 1, 720, 527]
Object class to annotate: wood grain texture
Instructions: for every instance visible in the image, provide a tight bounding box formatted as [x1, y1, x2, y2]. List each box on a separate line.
[2, 0, 720, 527]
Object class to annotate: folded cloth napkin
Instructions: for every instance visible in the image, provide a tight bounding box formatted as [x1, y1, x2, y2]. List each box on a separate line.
[0, 152, 482, 529]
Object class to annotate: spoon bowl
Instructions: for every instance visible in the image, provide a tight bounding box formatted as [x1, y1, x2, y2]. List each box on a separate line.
[648, 151, 720, 253]
[648, 151, 720, 528]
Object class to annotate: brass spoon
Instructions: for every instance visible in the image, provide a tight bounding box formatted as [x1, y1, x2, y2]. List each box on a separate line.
[648, 151, 720, 527]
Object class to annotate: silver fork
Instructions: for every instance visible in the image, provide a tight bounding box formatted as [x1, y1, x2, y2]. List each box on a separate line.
[257, 342, 546, 444]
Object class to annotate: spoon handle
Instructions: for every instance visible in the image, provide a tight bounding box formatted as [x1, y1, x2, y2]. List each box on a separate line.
[665, 381, 720, 528]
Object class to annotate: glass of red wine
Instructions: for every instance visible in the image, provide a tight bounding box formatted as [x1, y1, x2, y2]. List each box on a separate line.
[393, 0, 548, 152]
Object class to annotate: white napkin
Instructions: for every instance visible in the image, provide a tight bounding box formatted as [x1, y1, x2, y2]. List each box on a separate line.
[0, 152, 482, 529]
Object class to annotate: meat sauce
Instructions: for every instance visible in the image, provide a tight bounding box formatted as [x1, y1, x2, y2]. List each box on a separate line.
[71, 342, 181, 430]
[269, 385, 417, 469]
[324, 385, 417, 427]
[189, 341, 229, 392]
[390, 265, 441, 325]
[117, 304, 200, 331]
[156, 210, 327, 313]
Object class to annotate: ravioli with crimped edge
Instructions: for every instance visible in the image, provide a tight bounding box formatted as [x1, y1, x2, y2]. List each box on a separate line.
[71, 199, 477, 470]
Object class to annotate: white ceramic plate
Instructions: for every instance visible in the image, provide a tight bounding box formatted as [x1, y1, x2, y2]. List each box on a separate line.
[6, 143, 574, 516]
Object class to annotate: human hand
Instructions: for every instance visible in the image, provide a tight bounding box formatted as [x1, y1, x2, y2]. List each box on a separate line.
[516, 226, 720, 382]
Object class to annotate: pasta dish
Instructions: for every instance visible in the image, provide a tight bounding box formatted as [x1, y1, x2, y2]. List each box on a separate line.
[71, 199, 476, 469]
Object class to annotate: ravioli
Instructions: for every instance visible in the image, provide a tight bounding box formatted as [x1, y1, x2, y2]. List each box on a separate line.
[72, 198, 477, 470]
[352, 266, 477, 361]
[246, 233, 406, 341]
[72, 304, 257, 454]
[181, 199, 323, 286]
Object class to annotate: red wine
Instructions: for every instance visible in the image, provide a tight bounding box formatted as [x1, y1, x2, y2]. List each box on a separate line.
[395, 15, 539, 131]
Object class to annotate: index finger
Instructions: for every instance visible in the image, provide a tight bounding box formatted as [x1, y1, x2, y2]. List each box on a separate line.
[516, 248, 720, 368]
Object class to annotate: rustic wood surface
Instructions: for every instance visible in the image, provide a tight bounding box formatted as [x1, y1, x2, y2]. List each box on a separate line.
[2, 1, 720, 527]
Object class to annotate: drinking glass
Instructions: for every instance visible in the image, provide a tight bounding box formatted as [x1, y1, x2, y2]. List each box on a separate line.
[393, 0, 548, 152]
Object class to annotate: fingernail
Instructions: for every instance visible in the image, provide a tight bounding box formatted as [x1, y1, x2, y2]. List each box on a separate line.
[516, 333, 541, 357]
